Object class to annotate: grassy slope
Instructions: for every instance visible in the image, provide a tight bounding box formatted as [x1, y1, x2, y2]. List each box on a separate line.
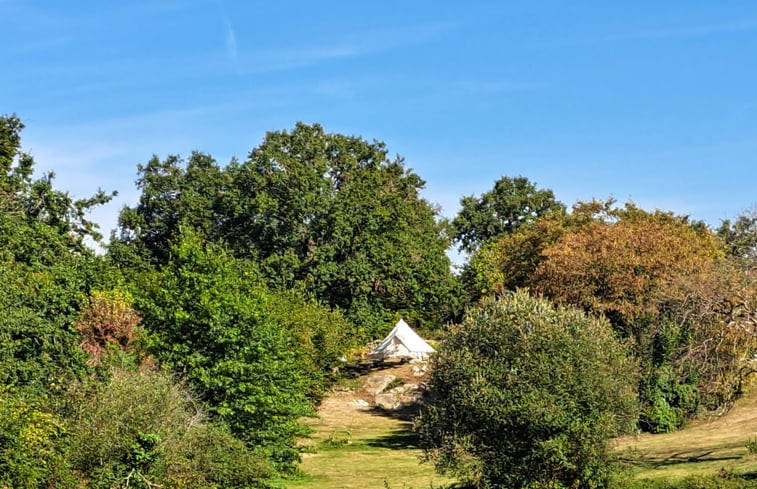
[281, 365, 454, 489]
[614, 385, 757, 480]
[283, 367, 757, 488]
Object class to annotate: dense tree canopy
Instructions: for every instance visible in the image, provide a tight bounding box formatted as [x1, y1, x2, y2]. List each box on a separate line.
[465, 200, 757, 431]
[116, 123, 459, 336]
[451, 175, 564, 254]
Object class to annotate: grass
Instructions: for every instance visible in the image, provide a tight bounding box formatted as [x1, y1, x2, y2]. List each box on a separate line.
[279, 366, 455, 489]
[614, 385, 757, 481]
[283, 367, 757, 488]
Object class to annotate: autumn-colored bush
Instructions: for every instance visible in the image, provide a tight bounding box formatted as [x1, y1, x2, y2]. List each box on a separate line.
[75, 290, 141, 365]
[465, 202, 757, 431]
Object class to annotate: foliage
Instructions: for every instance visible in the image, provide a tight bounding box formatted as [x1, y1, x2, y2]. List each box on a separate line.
[63, 368, 272, 489]
[451, 175, 564, 254]
[133, 230, 314, 470]
[0, 114, 118, 393]
[532, 204, 723, 328]
[116, 151, 231, 265]
[265, 289, 358, 400]
[0, 391, 73, 489]
[466, 201, 757, 430]
[116, 123, 459, 336]
[464, 212, 567, 301]
[418, 291, 638, 489]
[718, 207, 757, 266]
[0, 259, 87, 393]
[0, 114, 114, 252]
[75, 289, 142, 365]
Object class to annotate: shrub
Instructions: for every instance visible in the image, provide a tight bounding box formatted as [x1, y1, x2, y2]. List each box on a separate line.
[418, 290, 638, 489]
[0, 391, 74, 489]
[134, 231, 313, 471]
[63, 368, 272, 488]
[75, 289, 142, 365]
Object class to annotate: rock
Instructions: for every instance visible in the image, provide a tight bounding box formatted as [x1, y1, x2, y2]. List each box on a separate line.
[363, 374, 397, 396]
[412, 364, 429, 376]
[399, 383, 427, 405]
[375, 392, 400, 410]
[375, 383, 428, 410]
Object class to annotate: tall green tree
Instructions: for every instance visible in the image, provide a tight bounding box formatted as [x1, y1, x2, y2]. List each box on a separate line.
[226, 123, 458, 334]
[116, 123, 459, 336]
[451, 175, 564, 254]
[116, 152, 230, 266]
[134, 230, 314, 470]
[0, 114, 116, 392]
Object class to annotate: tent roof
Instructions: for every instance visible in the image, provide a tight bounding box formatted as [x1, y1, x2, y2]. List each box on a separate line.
[372, 318, 435, 357]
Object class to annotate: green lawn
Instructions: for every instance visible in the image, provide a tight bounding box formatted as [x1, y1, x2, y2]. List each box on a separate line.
[279, 368, 454, 489]
[282, 370, 757, 488]
[615, 385, 757, 481]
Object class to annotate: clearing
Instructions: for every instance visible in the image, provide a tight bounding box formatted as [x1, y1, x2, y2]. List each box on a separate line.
[282, 363, 454, 489]
[284, 364, 757, 488]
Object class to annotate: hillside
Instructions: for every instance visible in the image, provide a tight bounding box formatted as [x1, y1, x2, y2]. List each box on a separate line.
[615, 384, 757, 480]
[285, 364, 757, 488]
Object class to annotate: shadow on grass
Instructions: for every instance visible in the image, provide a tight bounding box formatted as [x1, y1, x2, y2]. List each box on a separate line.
[365, 403, 422, 422]
[366, 428, 421, 450]
[341, 359, 407, 378]
[621, 450, 744, 469]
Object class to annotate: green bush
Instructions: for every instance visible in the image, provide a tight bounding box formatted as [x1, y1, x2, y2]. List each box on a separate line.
[418, 290, 639, 489]
[63, 368, 272, 488]
[266, 288, 358, 401]
[0, 391, 74, 489]
[134, 231, 313, 471]
[639, 366, 699, 433]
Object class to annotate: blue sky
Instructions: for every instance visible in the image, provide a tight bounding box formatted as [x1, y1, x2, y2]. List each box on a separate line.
[3, 1, 757, 254]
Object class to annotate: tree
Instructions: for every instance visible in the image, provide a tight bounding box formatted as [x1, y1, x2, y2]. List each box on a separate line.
[532, 204, 724, 332]
[1, 115, 114, 255]
[116, 152, 231, 266]
[418, 290, 638, 489]
[0, 114, 117, 393]
[116, 123, 459, 336]
[451, 175, 564, 254]
[226, 123, 459, 334]
[470, 201, 756, 431]
[134, 230, 315, 470]
[718, 207, 757, 266]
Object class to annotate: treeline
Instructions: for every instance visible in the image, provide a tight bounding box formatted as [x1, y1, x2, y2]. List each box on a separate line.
[1, 114, 756, 488]
[418, 179, 757, 488]
[0, 115, 460, 488]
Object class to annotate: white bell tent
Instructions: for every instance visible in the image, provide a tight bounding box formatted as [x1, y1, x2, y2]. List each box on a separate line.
[370, 318, 435, 361]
